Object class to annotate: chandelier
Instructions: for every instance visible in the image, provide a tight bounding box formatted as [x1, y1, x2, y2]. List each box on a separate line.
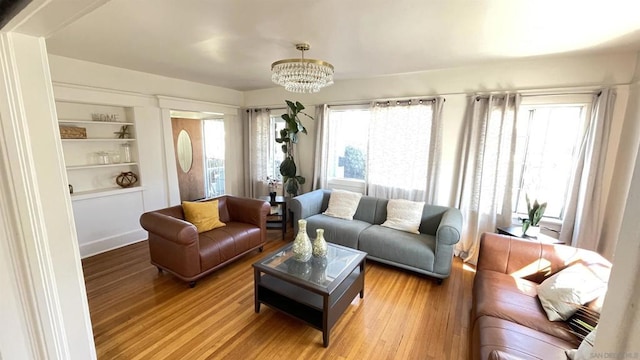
[271, 43, 334, 93]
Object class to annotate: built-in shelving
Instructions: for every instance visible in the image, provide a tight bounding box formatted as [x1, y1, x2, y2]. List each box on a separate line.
[70, 186, 144, 201]
[57, 101, 141, 196]
[58, 119, 135, 126]
[66, 162, 138, 170]
[61, 138, 136, 142]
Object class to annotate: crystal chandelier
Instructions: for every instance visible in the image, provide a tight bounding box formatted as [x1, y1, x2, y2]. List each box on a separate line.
[271, 43, 334, 93]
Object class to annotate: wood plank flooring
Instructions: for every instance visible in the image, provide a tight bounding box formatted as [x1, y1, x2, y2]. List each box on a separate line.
[82, 227, 475, 359]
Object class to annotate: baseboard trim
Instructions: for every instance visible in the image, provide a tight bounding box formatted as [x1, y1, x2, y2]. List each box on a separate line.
[79, 229, 147, 258]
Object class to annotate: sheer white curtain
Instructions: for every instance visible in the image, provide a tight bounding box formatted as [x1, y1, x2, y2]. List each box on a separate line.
[366, 98, 444, 202]
[560, 89, 617, 257]
[455, 94, 521, 263]
[312, 104, 329, 190]
[243, 108, 271, 197]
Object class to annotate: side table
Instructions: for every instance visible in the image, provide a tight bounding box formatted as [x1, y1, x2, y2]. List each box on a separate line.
[259, 195, 287, 240]
[497, 225, 564, 244]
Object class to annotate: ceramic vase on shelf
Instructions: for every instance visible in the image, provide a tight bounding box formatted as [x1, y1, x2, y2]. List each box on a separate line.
[312, 228, 328, 258]
[292, 219, 312, 262]
[121, 142, 132, 163]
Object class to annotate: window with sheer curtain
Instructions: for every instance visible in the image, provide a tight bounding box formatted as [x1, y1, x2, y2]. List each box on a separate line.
[512, 103, 588, 220]
[322, 100, 442, 201]
[325, 106, 370, 182]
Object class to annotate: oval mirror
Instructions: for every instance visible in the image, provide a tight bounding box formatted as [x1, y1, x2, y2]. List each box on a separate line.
[176, 129, 193, 173]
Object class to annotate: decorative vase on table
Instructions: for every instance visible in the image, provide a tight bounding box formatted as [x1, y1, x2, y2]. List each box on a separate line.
[269, 191, 277, 202]
[292, 219, 312, 262]
[310, 256, 328, 284]
[312, 228, 328, 258]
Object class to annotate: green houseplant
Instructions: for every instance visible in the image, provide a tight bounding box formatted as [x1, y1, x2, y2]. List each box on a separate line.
[276, 100, 314, 196]
[522, 194, 547, 236]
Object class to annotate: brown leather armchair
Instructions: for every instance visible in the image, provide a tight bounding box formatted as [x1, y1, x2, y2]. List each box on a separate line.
[471, 232, 611, 360]
[140, 195, 270, 287]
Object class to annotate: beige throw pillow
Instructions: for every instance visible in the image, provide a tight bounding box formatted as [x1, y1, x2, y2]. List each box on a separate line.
[537, 263, 607, 321]
[323, 190, 362, 220]
[381, 199, 425, 234]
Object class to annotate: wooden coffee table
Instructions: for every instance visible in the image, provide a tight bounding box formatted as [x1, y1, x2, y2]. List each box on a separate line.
[253, 242, 366, 347]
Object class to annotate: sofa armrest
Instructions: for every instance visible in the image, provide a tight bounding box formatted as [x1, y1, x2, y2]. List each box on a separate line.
[225, 196, 271, 228]
[436, 207, 462, 245]
[291, 189, 329, 232]
[477, 233, 549, 275]
[488, 350, 530, 360]
[140, 212, 198, 246]
[478, 233, 612, 284]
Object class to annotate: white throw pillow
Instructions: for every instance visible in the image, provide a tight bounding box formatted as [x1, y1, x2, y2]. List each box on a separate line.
[323, 190, 362, 220]
[537, 263, 608, 321]
[381, 199, 425, 234]
[565, 326, 597, 360]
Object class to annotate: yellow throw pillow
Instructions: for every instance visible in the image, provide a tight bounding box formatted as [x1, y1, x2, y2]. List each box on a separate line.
[182, 200, 226, 233]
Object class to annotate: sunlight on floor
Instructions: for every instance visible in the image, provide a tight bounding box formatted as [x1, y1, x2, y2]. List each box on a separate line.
[462, 263, 477, 273]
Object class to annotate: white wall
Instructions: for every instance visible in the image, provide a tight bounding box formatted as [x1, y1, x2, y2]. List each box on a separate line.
[594, 79, 640, 356]
[0, 32, 95, 359]
[245, 52, 637, 106]
[49, 54, 243, 106]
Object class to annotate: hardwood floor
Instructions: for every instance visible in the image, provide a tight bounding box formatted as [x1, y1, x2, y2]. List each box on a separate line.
[82, 227, 475, 359]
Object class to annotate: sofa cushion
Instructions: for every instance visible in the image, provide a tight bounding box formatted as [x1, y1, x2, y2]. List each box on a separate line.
[474, 316, 575, 360]
[305, 214, 371, 249]
[199, 222, 261, 269]
[381, 199, 425, 234]
[537, 263, 608, 321]
[323, 189, 362, 220]
[358, 225, 436, 272]
[182, 200, 226, 233]
[473, 270, 578, 344]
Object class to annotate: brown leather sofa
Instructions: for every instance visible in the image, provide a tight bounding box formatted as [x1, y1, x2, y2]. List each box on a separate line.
[471, 232, 611, 360]
[140, 195, 270, 287]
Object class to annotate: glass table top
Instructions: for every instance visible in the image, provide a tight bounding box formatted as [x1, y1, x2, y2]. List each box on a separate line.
[257, 243, 364, 289]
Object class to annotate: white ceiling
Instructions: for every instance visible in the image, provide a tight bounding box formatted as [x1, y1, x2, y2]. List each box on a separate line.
[38, 0, 640, 91]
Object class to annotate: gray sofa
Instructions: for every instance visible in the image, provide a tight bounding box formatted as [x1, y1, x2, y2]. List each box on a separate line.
[290, 189, 463, 283]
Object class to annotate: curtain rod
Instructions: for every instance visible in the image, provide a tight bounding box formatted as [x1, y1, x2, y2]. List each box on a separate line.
[374, 98, 441, 107]
[245, 107, 286, 113]
[474, 90, 602, 101]
[245, 85, 612, 110]
[329, 97, 444, 109]
[474, 89, 602, 100]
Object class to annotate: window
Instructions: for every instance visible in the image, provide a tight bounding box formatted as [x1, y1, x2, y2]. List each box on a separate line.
[326, 107, 370, 181]
[512, 100, 590, 220]
[268, 114, 286, 180]
[203, 119, 225, 197]
[323, 102, 440, 200]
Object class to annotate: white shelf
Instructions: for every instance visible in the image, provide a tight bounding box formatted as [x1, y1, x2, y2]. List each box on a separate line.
[66, 162, 138, 170]
[59, 119, 135, 125]
[70, 186, 144, 201]
[61, 138, 136, 142]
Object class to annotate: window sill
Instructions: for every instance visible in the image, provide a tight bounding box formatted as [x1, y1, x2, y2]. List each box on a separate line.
[511, 214, 562, 236]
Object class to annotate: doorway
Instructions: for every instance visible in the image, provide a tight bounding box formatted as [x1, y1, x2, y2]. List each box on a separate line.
[171, 113, 225, 201]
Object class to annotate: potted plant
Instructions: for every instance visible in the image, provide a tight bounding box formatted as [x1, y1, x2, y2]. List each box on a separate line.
[276, 100, 314, 196]
[522, 194, 547, 237]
